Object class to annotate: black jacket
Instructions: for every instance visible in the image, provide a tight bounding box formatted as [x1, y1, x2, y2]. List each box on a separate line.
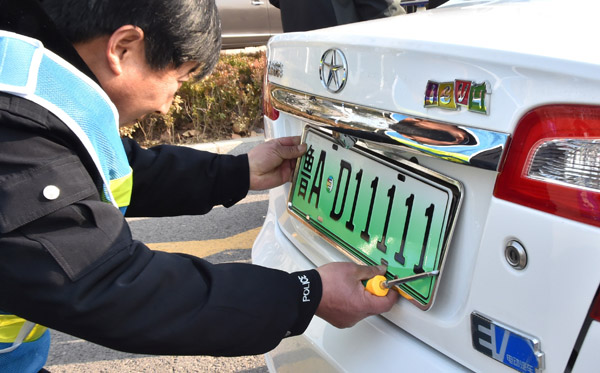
[0, 0, 321, 357]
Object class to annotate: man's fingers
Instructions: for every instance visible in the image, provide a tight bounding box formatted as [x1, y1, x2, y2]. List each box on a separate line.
[278, 142, 306, 160]
[315, 262, 400, 328]
[275, 135, 301, 146]
[366, 289, 399, 314]
[358, 264, 400, 312]
[362, 265, 400, 314]
[273, 136, 306, 160]
[356, 264, 388, 280]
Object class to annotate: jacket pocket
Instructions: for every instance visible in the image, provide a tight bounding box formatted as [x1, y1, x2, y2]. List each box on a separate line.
[0, 155, 97, 234]
[19, 198, 133, 281]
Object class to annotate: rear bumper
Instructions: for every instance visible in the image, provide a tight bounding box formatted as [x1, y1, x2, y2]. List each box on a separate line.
[252, 187, 470, 372]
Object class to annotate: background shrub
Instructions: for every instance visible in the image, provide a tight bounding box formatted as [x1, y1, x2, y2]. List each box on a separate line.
[122, 51, 266, 146]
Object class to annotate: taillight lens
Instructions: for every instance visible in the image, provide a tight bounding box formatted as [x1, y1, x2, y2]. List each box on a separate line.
[262, 64, 279, 121]
[591, 290, 600, 321]
[494, 105, 600, 227]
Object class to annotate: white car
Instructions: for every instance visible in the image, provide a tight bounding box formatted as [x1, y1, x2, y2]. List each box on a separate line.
[253, 0, 600, 372]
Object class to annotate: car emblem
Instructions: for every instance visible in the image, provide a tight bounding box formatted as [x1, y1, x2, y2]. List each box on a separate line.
[319, 49, 348, 93]
[425, 80, 491, 115]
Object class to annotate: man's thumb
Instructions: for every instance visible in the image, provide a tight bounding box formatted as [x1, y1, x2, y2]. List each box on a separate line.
[278, 142, 306, 160]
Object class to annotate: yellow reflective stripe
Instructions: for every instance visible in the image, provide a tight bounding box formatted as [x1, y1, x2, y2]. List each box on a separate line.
[0, 315, 47, 343]
[109, 168, 133, 208]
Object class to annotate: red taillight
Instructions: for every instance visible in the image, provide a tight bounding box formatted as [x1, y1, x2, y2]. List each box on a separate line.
[494, 105, 600, 227]
[262, 66, 279, 121]
[591, 290, 600, 321]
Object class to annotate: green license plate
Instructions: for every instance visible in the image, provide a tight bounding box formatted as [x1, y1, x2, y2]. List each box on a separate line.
[288, 126, 463, 309]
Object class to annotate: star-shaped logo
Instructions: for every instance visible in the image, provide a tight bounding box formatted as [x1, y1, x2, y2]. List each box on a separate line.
[319, 49, 348, 93]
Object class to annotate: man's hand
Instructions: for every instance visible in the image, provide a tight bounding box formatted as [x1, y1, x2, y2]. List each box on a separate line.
[315, 262, 399, 328]
[248, 136, 307, 190]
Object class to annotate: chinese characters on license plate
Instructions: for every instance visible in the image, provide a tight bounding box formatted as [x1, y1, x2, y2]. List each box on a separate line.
[288, 126, 463, 309]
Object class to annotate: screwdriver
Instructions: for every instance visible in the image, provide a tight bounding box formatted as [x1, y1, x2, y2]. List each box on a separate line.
[365, 270, 440, 296]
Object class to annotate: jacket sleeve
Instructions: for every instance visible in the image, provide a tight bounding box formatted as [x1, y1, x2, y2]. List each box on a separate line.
[122, 138, 250, 217]
[0, 199, 321, 356]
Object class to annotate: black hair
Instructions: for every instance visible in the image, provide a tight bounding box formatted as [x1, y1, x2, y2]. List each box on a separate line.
[39, 0, 221, 77]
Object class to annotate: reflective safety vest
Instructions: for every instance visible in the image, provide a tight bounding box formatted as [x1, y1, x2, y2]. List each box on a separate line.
[0, 30, 132, 361]
[0, 316, 46, 353]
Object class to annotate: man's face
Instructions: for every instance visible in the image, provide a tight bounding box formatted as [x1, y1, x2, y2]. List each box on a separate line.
[109, 60, 199, 125]
[74, 27, 202, 126]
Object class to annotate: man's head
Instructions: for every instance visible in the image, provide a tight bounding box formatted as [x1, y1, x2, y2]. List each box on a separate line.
[40, 0, 221, 124]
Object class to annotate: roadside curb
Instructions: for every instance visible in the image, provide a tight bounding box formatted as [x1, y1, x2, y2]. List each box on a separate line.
[184, 135, 265, 155]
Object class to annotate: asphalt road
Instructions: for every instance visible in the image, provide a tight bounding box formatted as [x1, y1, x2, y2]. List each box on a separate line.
[45, 137, 271, 372]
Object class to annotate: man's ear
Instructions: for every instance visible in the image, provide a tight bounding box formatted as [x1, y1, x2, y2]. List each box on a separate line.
[106, 25, 145, 75]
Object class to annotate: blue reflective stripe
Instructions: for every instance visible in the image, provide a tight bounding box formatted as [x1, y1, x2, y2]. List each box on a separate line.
[34, 53, 130, 182]
[0, 37, 36, 87]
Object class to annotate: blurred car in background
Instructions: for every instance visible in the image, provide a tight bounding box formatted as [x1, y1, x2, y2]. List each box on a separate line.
[254, 0, 600, 371]
[217, 0, 282, 49]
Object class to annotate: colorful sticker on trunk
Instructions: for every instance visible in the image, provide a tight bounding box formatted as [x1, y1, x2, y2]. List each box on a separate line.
[425, 80, 490, 115]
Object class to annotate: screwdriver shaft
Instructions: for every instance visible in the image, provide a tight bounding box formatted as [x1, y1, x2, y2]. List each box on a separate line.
[382, 270, 439, 288]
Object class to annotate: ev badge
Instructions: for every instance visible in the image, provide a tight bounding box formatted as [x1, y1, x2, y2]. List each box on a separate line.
[319, 48, 348, 93]
[471, 312, 545, 372]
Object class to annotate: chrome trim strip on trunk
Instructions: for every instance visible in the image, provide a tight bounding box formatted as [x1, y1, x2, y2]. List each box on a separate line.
[269, 83, 510, 171]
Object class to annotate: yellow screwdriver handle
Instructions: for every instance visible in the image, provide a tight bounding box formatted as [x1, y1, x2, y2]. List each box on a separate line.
[365, 275, 389, 296]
